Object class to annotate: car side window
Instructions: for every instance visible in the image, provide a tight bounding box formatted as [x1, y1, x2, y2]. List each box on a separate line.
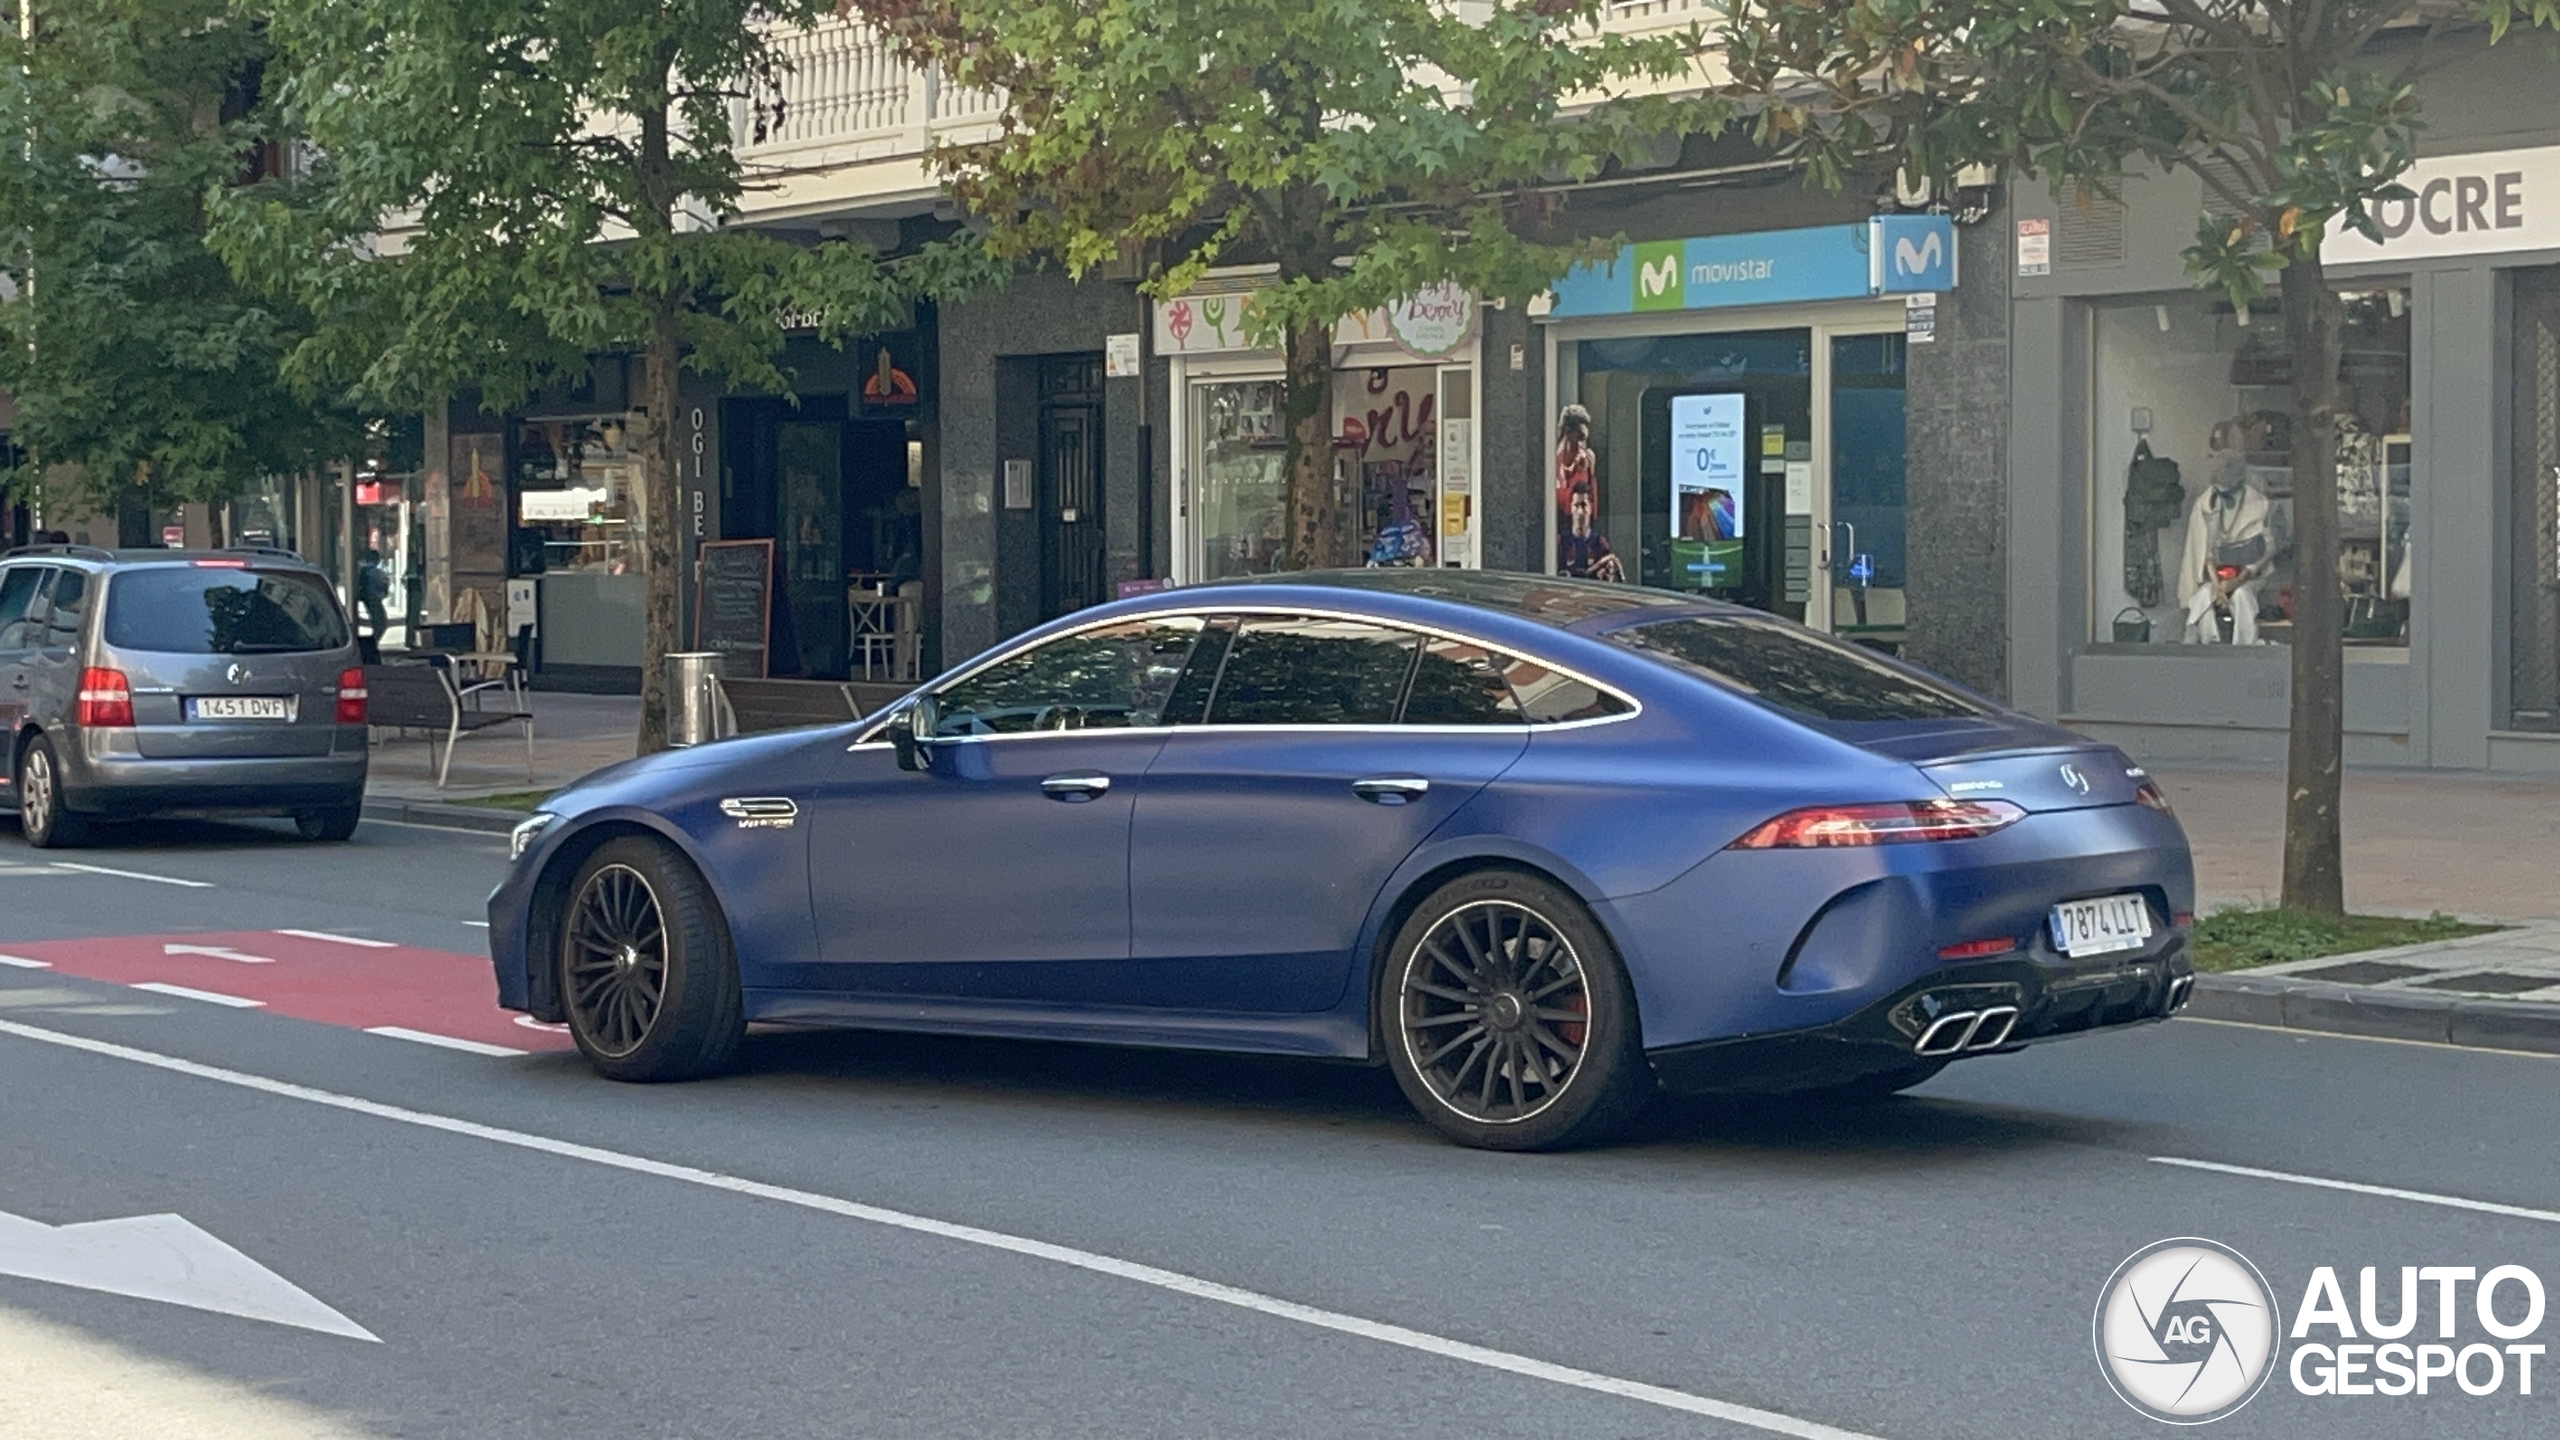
[1158, 617, 1233, 726]
[1503, 658, 1633, 724]
[1401, 638, 1526, 725]
[1205, 615, 1419, 726]
[0, 567, 48, 650]
[42, 569, 89, 649]
[932, 617, 1204, 736]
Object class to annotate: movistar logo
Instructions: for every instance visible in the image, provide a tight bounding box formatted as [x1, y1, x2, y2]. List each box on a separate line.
[1640, 254, 1678, 296]
[1894, 231, 1945, 278]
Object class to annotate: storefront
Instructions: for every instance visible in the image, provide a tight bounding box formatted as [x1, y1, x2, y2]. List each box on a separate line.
[2010, 101, 2560, 771]
[1159, 276, 1485, 580]
[1535, 217, 1958, 653]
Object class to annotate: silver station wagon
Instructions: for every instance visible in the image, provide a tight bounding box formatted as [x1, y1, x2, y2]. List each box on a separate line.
[0, 546, 370, 846]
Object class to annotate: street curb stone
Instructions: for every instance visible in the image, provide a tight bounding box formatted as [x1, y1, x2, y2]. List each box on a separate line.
[2190, 974, 2560, 1056]
[361, 797, 523, 835]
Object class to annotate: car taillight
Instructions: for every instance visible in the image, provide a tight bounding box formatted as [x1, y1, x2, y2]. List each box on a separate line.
[2135, 780, 2174, 814]
[1729, 799, 2028, 850]
[76, 667, 135, 728]
[336, 667, 369, 725]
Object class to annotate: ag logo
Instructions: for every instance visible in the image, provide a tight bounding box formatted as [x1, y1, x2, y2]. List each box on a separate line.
[2095, 1238, 2282, 1424]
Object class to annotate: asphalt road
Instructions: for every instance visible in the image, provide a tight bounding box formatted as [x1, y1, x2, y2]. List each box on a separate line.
[2, 814, 2556, 1439]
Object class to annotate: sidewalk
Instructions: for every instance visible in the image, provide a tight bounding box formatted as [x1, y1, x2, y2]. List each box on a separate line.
[361, 691, 640, 829]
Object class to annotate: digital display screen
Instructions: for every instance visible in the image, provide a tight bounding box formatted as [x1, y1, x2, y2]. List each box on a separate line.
[1668, 393, 1746, 590]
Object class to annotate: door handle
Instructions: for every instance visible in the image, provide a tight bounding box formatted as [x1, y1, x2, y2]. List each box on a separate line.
[1040, 772, 1111, 801]
[1353, 775, 1430, 805]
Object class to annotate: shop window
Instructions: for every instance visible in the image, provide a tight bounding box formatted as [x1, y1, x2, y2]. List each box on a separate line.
[515, 416, 646, 575]
[2091, 288, 2412, 649]
[1193, 381, 1287, 580]
[2512, 268, 2560, 732]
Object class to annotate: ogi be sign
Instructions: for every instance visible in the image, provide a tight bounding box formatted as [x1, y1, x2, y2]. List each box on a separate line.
[2325, 143, 2560, 264]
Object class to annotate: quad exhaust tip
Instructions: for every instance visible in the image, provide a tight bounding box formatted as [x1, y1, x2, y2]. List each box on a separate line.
[1913, 1005, 2022, 1057]
[2166, 974, 2196, 1012]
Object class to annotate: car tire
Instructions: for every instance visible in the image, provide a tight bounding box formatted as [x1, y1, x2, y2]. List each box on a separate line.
[1795, 1059, 1948, 1105]
[294, 803, 363, 843]
[1381, 869, 1652, 1151]
[557, 836, 744, 1082]
[16, 735, 91, 849]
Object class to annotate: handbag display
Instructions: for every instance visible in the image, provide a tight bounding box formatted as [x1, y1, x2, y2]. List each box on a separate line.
[2111, 607, 2154, 644]
[2121, 440, 2184, 608]
[2214, 533, 2267, 571]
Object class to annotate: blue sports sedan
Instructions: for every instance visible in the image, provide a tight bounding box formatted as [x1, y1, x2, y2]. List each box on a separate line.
[490, 571, 2195, 1150]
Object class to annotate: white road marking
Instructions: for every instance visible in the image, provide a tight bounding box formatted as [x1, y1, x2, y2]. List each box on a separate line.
[2152, 1156, 2560, 1226]
[363, 1026, 524, 1058]
[462, 920, 490, 929]
[48, 862, 212, 889]
[2179, 1015, 2560, 1062]
[0, 1018, 1881, 1440]
[162, 944, 273, 965]
[511, 1015, 569, 1034]
[0, 1207, 376, 1342]
[276, 930, 396, 949]
[0, 864, 63, 876]
[0, 955, 50, 970]
[126, 984, 263, 1009]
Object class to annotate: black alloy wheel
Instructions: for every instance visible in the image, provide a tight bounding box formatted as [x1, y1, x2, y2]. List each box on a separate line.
[1383, 871, 1650, 1150]
[558, 837, 743, 1081]
[15, 735, 90, 849]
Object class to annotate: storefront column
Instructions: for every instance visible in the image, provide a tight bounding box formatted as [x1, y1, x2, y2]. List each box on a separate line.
[2007, 295, 2079, 720]
[2414, 266, 2504, 768]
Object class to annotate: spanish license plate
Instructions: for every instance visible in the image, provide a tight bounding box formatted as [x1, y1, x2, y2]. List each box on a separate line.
[2049, 893, 2154, 957]
[191, 696, 292, 722]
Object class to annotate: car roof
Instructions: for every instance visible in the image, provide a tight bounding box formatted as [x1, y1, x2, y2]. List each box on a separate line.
[1227, 568, 1731, 629]
[0, 546, 322, 572]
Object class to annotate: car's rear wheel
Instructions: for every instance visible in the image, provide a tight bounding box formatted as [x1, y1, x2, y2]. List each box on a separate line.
[558, 836, 743, 1082]
[16, 736, 91, 849]
[1382, 870, 1651, 1151]
[294, 802, 362, 843]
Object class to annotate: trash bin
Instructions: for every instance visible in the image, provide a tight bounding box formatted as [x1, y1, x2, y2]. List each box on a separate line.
[666, 652, 734, 747]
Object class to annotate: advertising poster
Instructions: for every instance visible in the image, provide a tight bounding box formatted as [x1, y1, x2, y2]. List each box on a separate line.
[1669, 393, 1745, 591]
[1553, 403, 1621, 580]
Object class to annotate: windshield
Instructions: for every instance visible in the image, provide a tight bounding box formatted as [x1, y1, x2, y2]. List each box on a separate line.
[1610, 616, 1987, 723]
[104, 568, 351, 654]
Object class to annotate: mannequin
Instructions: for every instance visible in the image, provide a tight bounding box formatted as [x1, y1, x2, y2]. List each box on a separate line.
[2179, 424, 2273, 644]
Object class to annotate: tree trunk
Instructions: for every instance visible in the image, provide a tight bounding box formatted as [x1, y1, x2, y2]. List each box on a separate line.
[2279, 254, 2346, 918]
[1281, 315, 1339, 569]
[636, 305, 682, 755]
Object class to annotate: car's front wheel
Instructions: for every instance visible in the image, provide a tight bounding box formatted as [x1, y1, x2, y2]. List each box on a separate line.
[558, 837, 744, 1082]
[1382, 870, 1652, 1150]
[15, 735, 91, 849]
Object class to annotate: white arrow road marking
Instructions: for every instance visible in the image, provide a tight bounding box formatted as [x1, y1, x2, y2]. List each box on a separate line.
[129, 983, 263, 1009]
[0, 955, 50, 970]
[162, 944, 274, 965]
[363, 1027, 523, 1058]
[0, 1018, 1884, 1440]
[49, 863, 212, 889]
[274, 930, 395, 949]
[0, 1207, 377, 1342]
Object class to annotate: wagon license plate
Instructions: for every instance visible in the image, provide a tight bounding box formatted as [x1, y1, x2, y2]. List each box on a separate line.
[2049, 894, 2153, 957]
[191, 696, 292, 722]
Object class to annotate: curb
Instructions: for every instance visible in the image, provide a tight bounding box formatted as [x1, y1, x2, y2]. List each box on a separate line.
[2189, 974, 2560, 1056]
[360, 797, 525, 835]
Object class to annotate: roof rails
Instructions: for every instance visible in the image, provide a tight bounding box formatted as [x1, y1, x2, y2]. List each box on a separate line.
[223, 545, 308, 562]
[1, 543, 116, 563]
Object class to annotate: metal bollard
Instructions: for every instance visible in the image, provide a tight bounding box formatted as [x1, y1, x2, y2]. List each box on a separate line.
[665, 652, 731, 747]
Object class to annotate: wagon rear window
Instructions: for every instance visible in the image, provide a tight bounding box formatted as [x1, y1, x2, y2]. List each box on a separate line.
[1610, 616, 1985, 723]
[104, 569, 350, 654]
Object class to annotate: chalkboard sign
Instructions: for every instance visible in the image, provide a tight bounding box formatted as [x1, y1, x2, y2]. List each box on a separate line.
[695, 538, 774, 679]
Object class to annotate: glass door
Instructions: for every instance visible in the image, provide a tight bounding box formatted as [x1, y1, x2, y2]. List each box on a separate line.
[1825, 332, 1909, 653]
[1189, 378, 1288, 580]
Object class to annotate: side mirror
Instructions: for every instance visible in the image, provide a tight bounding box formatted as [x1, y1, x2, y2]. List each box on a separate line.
[890, 694, 939, 771]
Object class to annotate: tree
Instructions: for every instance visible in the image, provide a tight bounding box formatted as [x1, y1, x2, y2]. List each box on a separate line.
[223, 0, 1002, 751]
[0, 0, 359, 534]
[856, 0, 1723, 568]
[1719, 0, 2560, 917]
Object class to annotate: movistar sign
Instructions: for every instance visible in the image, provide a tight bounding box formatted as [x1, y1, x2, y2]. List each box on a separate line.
[1547, 216, 1958, 318]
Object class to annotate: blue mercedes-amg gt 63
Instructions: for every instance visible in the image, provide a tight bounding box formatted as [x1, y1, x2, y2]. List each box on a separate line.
[490, 571, 2195, 1150]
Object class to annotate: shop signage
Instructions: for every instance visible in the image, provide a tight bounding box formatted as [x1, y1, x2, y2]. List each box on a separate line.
[2324, 143, 2560, 265]
[1104, 332, 1143, 377]
[1545, 216, 1958, 318]
[1386, 282, 1477, 359]
[1150, 284, 1475, 357]
[694, 539, 774, 680]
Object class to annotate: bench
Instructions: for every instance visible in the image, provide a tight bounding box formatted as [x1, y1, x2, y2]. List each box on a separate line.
[711, 677, 878, 735]
[363, 660, 534, 788]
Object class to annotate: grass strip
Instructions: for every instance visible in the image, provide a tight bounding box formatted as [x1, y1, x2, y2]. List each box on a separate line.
[2191, 906, 2502, 973]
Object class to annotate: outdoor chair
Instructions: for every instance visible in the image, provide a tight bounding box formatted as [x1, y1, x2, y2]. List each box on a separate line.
[362, 656, 534, 788]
